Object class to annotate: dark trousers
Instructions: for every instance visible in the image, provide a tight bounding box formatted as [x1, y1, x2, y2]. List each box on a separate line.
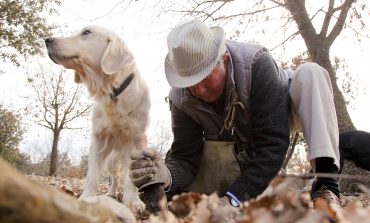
[339, 130, 370, 171]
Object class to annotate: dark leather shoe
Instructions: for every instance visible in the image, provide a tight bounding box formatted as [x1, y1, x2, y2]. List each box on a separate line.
[311, 186, 341, 208]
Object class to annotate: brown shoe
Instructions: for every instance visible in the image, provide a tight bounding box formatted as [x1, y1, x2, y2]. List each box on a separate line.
[311, 186, 341, 209]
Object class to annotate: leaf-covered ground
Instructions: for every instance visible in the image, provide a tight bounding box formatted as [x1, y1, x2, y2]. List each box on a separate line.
[28, 175, 370, 222]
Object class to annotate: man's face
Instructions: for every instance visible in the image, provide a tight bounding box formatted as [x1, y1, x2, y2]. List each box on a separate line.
[188, 58, 227, 103]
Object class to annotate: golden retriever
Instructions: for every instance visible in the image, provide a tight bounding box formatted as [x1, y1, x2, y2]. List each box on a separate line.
[45, 26, 150, 212]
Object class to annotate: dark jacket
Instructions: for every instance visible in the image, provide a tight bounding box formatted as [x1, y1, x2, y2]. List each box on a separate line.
[165, 40, 290, 201]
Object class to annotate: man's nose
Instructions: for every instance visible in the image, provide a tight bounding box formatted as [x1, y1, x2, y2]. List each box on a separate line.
[193, 83, 206, 95]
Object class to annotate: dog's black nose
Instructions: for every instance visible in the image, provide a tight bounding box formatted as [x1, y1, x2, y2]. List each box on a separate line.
[45, 37, 54, 47]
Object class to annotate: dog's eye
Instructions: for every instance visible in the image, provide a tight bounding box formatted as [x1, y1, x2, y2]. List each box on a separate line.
[82, 30, 91, 36]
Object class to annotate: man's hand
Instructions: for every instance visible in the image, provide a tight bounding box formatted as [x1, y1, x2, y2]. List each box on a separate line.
[219, 196, 232, 206]
[129, 148, 171, 191]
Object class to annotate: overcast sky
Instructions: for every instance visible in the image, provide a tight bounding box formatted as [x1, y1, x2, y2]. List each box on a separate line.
[1, 0, 369, 162]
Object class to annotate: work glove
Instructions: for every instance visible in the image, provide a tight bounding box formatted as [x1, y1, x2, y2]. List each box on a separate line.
[129, 148, 171, 191]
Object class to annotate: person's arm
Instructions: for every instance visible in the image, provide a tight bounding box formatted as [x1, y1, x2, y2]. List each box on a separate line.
[165, 103, 204, 193]
[228, 50, 290, 201]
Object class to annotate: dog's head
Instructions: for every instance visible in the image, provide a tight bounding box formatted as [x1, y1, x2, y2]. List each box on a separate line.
[45, 26, 134, 83]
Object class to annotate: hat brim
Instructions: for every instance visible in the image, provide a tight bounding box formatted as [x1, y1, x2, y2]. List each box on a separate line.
[165, 26, 226, 88]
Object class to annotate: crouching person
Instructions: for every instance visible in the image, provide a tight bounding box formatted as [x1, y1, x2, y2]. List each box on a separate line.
[129, 19, 340, 207]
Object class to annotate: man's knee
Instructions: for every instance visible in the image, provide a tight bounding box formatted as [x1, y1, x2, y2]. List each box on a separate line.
[293, 62, 331, 86]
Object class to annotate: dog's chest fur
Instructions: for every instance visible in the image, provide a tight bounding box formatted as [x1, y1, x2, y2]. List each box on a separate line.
[92, 102, 134, 146]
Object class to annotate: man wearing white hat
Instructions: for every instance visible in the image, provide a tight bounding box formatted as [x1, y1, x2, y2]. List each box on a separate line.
[129, 19, 340, 207]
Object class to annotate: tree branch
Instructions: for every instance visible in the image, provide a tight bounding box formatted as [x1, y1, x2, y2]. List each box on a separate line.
[326, 0, 356, 47]
[319, 0, 335, 37]
[270, 29, 300, 51]
[284, 0, 318, 53]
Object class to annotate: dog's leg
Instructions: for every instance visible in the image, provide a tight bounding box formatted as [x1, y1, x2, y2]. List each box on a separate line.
[106, 176, 118, 198]
[133, 134, 147, 150]
[80, 138, 105, 199]
[133, 134, 166, 213]
[122, 150, 146, 213]
[105, 150, 121, 198]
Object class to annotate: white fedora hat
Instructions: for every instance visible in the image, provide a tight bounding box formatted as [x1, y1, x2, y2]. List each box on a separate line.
[165, 19, 226, 88]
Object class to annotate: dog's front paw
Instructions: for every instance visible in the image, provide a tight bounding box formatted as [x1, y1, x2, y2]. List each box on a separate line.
[82, 195, 136, 223]
[124, 196, 146, 214]
[122, 193, 145, 215]
[78, 190, 96, 201]
[104, 192, 116, 199]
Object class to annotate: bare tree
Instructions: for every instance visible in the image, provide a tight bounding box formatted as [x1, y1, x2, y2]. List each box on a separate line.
[162, 0, 369, 132]
[0, 105, 23, 164]
[25, 65, 91, 176]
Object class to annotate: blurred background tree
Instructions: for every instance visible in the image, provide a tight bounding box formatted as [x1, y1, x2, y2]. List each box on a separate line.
[0, 0, 61, 66]
[0, 105, 23, 164]
[25, 65, 91, 176]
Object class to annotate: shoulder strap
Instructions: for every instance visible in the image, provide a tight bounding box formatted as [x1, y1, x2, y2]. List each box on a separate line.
[220, 90, 255, 166]
[220, 90, 245, 135]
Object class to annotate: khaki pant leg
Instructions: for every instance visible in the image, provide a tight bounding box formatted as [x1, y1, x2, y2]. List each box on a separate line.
[288, 63, 340, 169]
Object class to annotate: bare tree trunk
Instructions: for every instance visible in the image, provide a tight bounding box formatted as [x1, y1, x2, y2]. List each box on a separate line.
[284, 0, 356, 132]
[26, 68, 91, 176]
[0, 158, 135, 223]
[49, 129, 60, 176]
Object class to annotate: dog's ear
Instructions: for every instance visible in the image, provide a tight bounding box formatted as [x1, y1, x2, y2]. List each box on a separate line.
[74, 70, 83, 83]
[101, 37, 134, 75]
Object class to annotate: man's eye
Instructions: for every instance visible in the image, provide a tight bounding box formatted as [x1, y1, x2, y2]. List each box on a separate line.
[205, 75, 212, 81]
[82, 30, 91, 36]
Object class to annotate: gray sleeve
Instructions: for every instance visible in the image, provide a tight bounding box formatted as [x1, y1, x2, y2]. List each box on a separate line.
[165, 103, 204, 193]
[228, 50, 290, 201]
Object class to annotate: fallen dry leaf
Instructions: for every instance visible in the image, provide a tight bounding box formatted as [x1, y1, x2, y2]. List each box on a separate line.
[27, 175, 370, 222]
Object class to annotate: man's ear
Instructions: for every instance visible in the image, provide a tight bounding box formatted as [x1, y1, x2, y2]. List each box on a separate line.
[100, 37, 134, 75]
[223, 52, 229, 64]
[74, 71, 83, 83]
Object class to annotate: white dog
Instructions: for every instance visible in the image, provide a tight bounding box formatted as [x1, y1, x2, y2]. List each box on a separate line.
[45, 26, 150, 212]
